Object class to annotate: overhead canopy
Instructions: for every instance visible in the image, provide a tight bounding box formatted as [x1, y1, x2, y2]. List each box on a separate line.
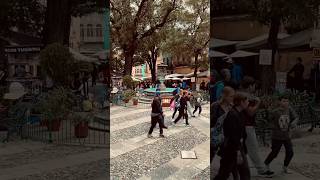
[278, 29, 312, 49]
[209, 50, 228, 58]
[69, 48, 99, 64]
[165, 74, 185, 79]
[210, 38, 238, 48]
[132, 77, 141, 82]
[229, 50, 259, 58]
[198, 70, 209, 77]
[237, 33, 290, 50]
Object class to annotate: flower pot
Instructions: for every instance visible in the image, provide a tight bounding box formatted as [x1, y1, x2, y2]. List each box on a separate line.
[133, 99, 138, 105]
[124, 99, 129, 103]
[74, 122, 89, 138]
[47, 119, 61, 132]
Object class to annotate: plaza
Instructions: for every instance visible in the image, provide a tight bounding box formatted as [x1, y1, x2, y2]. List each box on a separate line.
[110, 103, 210, 179]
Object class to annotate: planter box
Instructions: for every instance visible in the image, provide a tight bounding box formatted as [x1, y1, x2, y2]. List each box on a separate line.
[74, 122, 89, 138]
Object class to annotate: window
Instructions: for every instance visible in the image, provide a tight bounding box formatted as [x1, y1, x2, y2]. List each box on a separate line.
[96, 24, 103, 37]
[80, 24, 84, 40]
[87, 24, 93, 37]
[29, 65, 34, 76]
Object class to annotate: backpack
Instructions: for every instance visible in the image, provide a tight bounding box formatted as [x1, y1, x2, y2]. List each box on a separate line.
[175, 97, 181, 108]
[211, 112, 228, 148]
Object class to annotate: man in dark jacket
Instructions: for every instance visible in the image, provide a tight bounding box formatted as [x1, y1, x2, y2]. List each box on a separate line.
[173, 91, 189, 126]
[214, 93, 250, 180]
[148, 94, 166, 138]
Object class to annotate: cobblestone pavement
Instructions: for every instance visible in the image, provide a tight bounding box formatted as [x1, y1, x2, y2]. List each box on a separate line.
[110, 104, 210, 179]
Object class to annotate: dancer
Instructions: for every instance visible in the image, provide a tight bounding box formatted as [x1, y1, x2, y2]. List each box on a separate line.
[186, 93, 195, 117]
[211, 86, 235, 161]
[264, 94, 298, 174]
[173, 91, 189, 126]
[240, 77, 274, 177]
[148, 93, 166, 138]
[193, 93, 202, 116]
[214, 92, 250, 180]
[171, 94, 180, 119]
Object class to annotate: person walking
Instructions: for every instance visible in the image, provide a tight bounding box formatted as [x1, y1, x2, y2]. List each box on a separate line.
[240, 77, 274, 177]
[214, 93, 250, 180]
[171, 94, 180, 119]
[173, 91, 189, 126]
[186, 93, 195, 117]
[148, 93, 166, 138]
[211, 86, 235, 162]
[214, 92, 250, 180]
[193, 94, 202, 116]
[264, 94, 299, 174]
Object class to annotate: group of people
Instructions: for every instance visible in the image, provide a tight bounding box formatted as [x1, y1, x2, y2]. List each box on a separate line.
[211, 76, 299, 180]
[147, 90, 203, 138]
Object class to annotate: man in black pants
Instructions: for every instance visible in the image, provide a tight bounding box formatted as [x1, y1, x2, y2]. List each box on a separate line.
[173, 91, 189, 126]
[148, 94, 166, 138]
[264, 94, 298, 174]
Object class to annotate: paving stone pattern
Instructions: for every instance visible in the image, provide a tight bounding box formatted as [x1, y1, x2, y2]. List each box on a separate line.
[110, 127, 208, 179]
[0, 145, 95, 169]
[12, 159, 107, 180]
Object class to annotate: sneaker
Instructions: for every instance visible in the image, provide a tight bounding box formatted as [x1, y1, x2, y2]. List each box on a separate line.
[258, 171, 274, 178]
[186, 124, 191, 127]
[147, 134, 153, 138]
[283, 166, 293, 174]
[159, 134, 165, 138]
[191, 115, 196, 117]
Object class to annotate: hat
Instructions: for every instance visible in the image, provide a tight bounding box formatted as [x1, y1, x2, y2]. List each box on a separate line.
[3, 82, 26, 100]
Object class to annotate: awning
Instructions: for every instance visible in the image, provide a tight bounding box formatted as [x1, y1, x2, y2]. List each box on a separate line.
[209, 50, 228, 58]
[229, 50, 259, 58]
[210, 38, 239, 48]
[198, 70, 209, 77]
[132, 77, 141, 82]
[165, 74, 185, 79]
[69, 48, 99, 64]
[278, 29, 312, 49]
[237, 33, 290, 50]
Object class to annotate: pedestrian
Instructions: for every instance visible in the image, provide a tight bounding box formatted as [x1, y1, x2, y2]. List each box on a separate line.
[148, 92, 167, 138]
[211, 86, 235, 161]
[264, 93, 298, 174]
[214, 92, 250, 180]
[173, 91, 189, 126]
[288, 57, 304, 92]
[91, 64, 97, 87]
[212, 69, 237, 102]
[240, 77, 274, 177]
[171, 94, 180, 119]
[193, 94, 202, 117]
[200, 80, 206, 91]
[186, 92, 195, 117]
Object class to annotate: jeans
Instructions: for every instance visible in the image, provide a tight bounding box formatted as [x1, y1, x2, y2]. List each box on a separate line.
[174, 109, 189, 125]
[172, 107, 178, 119]
[214, 150, 251, 180]
[193, 105, 202, 115]
[264, 139, 294, 167]
[245, 126, 266, 174]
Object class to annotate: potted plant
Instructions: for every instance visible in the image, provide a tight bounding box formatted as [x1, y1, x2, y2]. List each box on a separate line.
[132, 96, 138, 105]
[69, 111, 92, 138]
[38, 87, 74, 131]
[123, 89, 135, 103]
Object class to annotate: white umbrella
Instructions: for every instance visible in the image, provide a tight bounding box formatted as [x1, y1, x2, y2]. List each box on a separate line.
[209, 50, 228, 58]
[69, 48, 99, 63]
[165, 74, 185, 78]
[3, 82, 26, 100]
[229, 50, 259, 58]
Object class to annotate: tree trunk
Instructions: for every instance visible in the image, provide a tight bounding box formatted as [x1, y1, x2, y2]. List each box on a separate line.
[261, 15, 281, 94]
[43, 0, 71, 45]
[123, 52, 133, 76]
[193, 52, 199, 91]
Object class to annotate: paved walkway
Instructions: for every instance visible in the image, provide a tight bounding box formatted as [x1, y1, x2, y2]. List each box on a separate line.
[0, 141, 107, 180]
[211, 129, 320, 180]
[110, 104, 211, 179]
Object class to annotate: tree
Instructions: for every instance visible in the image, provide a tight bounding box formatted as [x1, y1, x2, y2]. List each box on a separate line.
[251, 0, 320, 91]
[40, 43, 76, 86]
[0, 0, 45, 37]
[44, 0, 106, 45]
[110, 0, 181, 76]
